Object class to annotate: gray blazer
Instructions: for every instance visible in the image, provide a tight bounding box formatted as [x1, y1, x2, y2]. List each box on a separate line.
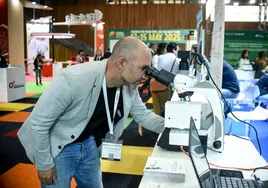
[17, 59, 164, 171]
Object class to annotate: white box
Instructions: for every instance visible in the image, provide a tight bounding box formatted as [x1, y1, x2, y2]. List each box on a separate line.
[143, 157, 185, 183]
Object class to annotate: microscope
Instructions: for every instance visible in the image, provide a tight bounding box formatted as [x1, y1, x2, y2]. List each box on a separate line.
[145, 53, 225, 153]
[178, 51, 191, 76]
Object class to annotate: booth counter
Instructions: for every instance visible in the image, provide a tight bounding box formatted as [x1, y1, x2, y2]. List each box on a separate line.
[0, 66, 26, 102]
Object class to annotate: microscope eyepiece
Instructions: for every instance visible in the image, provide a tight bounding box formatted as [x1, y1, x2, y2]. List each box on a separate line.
[145, 66, 159, 78]
[145, 66, 175, 88]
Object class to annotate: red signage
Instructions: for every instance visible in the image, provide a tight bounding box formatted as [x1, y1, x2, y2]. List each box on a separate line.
[0, 0, 8, 55]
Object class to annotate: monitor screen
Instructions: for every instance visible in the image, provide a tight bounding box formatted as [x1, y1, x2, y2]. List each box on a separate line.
[189, 117, 212, 187]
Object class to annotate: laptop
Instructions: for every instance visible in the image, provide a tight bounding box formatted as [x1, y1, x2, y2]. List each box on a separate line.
[188, 117, 263, 188]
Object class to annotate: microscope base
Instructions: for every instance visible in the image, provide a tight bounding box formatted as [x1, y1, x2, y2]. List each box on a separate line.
[157, 128, 208, 155]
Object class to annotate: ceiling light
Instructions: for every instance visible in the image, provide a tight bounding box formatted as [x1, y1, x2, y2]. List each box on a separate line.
[233, 2, 239, 6]
[31, 33, 75, 39]
[201, 0, 206, 4]
[249, 0, 255, 4]
[225, 0, 230, 4]
[44, 5, 48, 8]
[81, 21, 87, 24]
[32, 1, 36, 5]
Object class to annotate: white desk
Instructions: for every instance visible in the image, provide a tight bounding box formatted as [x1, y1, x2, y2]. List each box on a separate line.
[235, 70, 255, 80]
[0, 66, 26, 102]
[139, 135, 268, 188]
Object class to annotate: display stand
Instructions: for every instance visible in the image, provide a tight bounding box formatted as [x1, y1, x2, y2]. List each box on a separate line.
[0, 66, 26, 102]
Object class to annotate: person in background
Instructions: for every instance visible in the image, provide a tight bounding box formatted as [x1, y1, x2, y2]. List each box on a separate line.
[189, 44, 199, 76]
[253, 51, 268, 79]
[137, 43, 167, 136]
[138, 44, 163, 97]
[149, 43, 157, 56]
[34, 54, 43, 86]
[103, 48, 111, 54]
[238, 49, 250, 70]
[0, 50, 8, 68]
[101, 49, 112, 60]
[150, 42, 180, 116]
[255, 75, 268, 101]
[151, 43, 167, 69]
[222, 60, 240, 116]
[17, 37, 164, 188]
[76, 50, 84, 64]
[94, 49, 102, 61]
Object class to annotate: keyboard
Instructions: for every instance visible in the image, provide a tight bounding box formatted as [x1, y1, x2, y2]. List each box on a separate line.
[218, 177, 258, 188]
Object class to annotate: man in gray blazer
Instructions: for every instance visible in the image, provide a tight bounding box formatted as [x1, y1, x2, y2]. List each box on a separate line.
[17, 37, 164, 188]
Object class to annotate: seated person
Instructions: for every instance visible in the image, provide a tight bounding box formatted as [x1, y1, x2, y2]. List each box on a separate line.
[222, 61, 240, 98]
[0, 50, 8, 68]
[255, 75, 268, 101]
[253, 51, 268, 79]
[221, 61, 240, 116]
[238, 49, 250, 70]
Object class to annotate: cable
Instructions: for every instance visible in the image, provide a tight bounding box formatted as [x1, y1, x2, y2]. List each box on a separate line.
[180, 146, 268, 172]
[253, 167, 268, 180]
[180, 145, 189, 157]
[225, 133, 251, 141]
[253, 167, 268, 173]
[195, 55, 262, 156]
[209, 163, 268, 172]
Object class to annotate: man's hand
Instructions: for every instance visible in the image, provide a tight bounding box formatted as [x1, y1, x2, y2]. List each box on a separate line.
[38, 168, 56, 185]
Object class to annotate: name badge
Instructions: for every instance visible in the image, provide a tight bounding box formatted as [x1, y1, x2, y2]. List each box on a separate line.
[101, 139, 123, 161]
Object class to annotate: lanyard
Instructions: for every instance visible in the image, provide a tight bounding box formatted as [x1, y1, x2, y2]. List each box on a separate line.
[102, 76, 121, 135]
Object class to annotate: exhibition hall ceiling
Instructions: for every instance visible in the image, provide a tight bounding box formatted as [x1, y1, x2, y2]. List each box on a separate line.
[53, 0, 261, 6]
[29, 0, 262, 6]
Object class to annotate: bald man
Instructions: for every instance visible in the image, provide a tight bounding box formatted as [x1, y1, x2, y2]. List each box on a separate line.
[17, 37, 165, 188]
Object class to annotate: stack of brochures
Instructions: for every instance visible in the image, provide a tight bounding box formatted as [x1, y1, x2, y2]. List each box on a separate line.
[143, 156, 186, 183]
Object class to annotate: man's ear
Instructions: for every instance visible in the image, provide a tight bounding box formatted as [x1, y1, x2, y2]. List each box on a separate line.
[116, 57, 126, 70]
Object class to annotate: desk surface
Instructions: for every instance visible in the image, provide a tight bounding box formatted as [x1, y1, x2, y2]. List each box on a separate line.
[139, 135, 268, 188]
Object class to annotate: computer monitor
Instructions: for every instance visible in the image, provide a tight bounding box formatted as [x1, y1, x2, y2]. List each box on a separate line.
[189, 117, 214, 188]
[189, 117, 263, 188]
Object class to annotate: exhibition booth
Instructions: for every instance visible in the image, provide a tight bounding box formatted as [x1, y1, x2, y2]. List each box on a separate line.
[25, 9, 104, 77]
[0, 0, 268, 186]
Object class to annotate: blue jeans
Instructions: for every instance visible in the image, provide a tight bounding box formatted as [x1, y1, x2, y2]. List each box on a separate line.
[257, 94, 268, 101]
[42, 136, 103, 188]
[221, 89, 238, 99]
[221, 89, 239, 116]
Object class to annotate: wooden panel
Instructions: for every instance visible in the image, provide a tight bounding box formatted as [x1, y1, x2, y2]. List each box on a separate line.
[225, 22, 258, 30]
[52, 4, 201, 60]
[53, 44, 75, 61]
[8, 0, 24, 66]
[52, 4, 260, 61]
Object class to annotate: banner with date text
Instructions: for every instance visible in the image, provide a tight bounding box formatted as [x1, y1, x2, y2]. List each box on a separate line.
[108, 29, 197, 51]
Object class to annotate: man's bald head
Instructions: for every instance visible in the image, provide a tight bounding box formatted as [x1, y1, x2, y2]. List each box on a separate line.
[105, 37, 152, 87]
[111, 36, 149, 61]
